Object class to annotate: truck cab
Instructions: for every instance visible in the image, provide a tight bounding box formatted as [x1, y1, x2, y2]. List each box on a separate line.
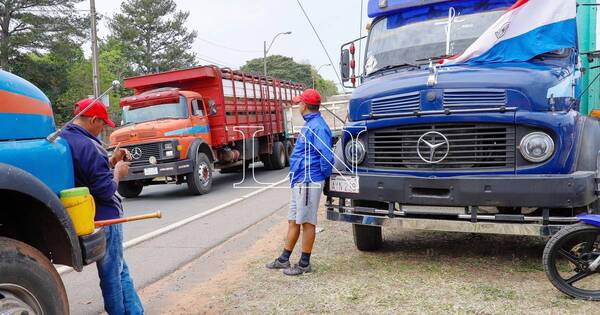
[326, 0, 600, 250]
[111, 88, 214, 197]
[0, 70, 105, 313]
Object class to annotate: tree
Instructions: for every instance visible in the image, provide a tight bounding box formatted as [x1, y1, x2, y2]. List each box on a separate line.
[241, 55, 339, 99]
[108, 0, 197, 74]
[0, 0, 88, 71]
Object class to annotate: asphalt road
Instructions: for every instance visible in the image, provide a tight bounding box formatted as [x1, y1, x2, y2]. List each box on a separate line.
[60, 164, 291, 314]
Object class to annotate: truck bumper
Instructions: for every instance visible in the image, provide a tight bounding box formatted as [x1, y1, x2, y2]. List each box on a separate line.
[122, 159, 194, 181]
[326, 171, 597, 208]
[79, 229, 106, 265]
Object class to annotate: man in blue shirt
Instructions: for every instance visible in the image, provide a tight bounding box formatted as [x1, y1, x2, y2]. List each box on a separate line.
[62, 98, 144, 314]
[266, 89, 334, 276]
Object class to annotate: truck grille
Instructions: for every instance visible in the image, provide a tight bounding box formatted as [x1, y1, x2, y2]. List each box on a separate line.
[371, 92, 421, 117]
[443, 89, 507, 109]
[123, 142, 162, 166]
[367, 123, 516, 170]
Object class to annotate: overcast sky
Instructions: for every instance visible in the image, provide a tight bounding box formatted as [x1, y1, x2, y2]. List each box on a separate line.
[78, 0, 371, 92]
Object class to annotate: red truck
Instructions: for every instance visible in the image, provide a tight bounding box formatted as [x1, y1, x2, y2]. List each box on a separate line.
[109, 66, 305, 197]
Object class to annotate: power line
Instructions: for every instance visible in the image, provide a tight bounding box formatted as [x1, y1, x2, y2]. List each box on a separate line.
[196, 37, 261, 54]
[295, 0, 345, 91]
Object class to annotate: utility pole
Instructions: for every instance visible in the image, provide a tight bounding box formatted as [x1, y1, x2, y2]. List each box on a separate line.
[263, 40, 268, 77]
[90, 0, 100, 98]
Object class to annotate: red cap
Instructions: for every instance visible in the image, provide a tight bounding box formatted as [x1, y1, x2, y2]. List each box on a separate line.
[75, 98, 116, 128]
[292, 89, 321, 106]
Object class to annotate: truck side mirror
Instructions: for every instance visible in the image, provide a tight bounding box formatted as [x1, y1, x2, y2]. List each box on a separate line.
[341, 49, 350, 82]
[208, 99, 217, 115]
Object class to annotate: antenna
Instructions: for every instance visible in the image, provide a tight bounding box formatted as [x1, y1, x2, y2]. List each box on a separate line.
[46, 80, 121, 143]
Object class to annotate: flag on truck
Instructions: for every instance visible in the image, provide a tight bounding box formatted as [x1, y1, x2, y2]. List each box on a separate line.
[441, 0, 577, 65]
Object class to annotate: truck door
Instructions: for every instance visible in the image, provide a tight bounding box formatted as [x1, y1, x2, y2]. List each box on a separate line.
[190, 99, 211, 142]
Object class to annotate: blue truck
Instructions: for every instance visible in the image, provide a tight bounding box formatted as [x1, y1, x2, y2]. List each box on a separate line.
[0, 70, 106, 314]
[326, 0, 600, 250]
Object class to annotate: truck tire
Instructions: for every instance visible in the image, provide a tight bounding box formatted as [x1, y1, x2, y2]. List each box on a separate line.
[352, 224, 383, 251]
[260, 154, 273, 170]
[270, 141, 286, 170]
[284, 140, 293, 167]
[117, 181, 144, 198]
[187, 152, 213, 195]
[0, 237, 69, 315]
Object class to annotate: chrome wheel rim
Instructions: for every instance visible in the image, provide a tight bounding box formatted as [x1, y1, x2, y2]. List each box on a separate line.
[0, 284, 42, 315]
[198, 162, 210, 187]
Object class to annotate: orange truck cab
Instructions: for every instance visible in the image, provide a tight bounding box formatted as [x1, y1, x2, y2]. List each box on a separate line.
[110, 66, 305, 197]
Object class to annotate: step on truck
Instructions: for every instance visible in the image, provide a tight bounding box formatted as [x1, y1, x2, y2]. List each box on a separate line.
[0, 70, 106, 313]
[110, 66, 306, 197]
[326, 0, 600, 250]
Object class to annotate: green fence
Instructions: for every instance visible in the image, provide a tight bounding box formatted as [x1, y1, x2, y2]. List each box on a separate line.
[578, 0, 600, 114]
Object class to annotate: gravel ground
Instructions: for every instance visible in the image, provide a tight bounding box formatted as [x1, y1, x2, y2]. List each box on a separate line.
[201, 207, 599, 314]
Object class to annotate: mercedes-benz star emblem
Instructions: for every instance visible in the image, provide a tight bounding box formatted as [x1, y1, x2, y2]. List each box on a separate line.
[131, 147, 143, 160]
[416, 131, 450, 164]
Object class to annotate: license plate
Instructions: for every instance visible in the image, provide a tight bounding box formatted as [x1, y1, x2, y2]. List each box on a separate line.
[144, 167, 158, 176]
[329, 174, 359, 193]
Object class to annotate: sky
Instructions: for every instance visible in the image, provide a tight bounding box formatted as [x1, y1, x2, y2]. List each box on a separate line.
[78, 0, 371, 92]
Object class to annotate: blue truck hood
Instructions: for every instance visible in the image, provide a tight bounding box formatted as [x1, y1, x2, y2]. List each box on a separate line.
[349, 61, 574, 121]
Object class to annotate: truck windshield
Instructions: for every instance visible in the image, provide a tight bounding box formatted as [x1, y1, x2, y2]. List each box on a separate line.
[365, 9, 505, 75]
[122, 96, 189, 125]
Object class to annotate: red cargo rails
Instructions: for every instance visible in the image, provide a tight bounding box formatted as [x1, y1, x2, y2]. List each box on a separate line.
[123, 66, 306, 149]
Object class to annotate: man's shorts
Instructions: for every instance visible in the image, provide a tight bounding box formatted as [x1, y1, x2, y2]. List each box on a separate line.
[288, 181, 324, 226]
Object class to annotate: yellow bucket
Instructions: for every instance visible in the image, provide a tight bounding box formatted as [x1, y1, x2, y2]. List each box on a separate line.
[60, 187, 96, 236]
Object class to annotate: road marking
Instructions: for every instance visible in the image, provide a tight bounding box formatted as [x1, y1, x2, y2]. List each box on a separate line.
[58, 178, 288, 275]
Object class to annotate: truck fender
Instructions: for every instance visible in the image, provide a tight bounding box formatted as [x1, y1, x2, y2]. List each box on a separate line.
[187, 139, 215, 163]
[0, 163, 83, 271]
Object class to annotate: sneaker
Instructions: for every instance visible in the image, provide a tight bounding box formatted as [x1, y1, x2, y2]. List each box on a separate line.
[265, 259, 291, 270]
[283, 264, 312, 276]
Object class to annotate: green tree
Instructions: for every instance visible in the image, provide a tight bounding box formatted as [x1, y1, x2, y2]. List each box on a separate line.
[108, 0, 197, 74]
[241, 55, 339, 99]
[0, 0, 88, 71]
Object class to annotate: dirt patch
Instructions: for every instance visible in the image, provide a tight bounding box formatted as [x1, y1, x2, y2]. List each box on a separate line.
[199, 206, 599, 314]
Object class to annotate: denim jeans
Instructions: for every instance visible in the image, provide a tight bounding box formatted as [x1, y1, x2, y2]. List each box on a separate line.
[97, 224, 144, 315]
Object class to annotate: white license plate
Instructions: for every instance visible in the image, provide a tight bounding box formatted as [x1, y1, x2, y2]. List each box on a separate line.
[144, 167, 158, 176]
[329, 175, 359, 193]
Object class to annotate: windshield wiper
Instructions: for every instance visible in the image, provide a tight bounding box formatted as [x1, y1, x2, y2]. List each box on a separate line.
[368, 63, 419, 76]
[415, 55, 452, 63]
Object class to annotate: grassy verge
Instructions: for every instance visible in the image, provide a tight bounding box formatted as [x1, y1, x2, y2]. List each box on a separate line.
[205, 207, 598, 314]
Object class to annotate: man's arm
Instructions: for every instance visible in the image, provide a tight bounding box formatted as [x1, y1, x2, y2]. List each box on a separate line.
[78, 143, 118, 203]
[314, 127, 334, 178]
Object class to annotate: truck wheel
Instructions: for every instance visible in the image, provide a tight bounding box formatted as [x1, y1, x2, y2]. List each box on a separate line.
[0, 237, 68, 315]
[352, 224, 383, 251]
[117, 181, 143, 198]
[187, 152, 213, 195]
[270, 141, 286, 170]
[260, 154, 273, 170]
[284, 140, 293, 167]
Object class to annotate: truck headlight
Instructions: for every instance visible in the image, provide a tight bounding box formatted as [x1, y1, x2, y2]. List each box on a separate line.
[165, 150, 174, 157]
[519, 132, 554, 163]
[345, 139, 366, 165]
[164, 142, 173, 150]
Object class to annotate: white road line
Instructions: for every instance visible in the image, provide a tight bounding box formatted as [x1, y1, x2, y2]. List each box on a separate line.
[58, 179, 288, 275]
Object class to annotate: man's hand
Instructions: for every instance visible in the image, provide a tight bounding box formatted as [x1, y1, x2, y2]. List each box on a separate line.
[110, 143, 132, 167]
[113, 160, 130, 183]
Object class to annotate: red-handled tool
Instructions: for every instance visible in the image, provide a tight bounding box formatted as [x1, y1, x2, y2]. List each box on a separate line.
[95, 211, 162, 228]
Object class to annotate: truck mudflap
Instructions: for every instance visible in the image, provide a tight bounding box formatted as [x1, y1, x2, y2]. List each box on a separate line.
[79, 229, 106, 265]
[122, 159, 194, 181]
[326, 198, 578, 237]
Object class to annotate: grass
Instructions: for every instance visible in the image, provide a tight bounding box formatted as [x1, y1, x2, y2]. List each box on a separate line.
[203, 208, 600, 315]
